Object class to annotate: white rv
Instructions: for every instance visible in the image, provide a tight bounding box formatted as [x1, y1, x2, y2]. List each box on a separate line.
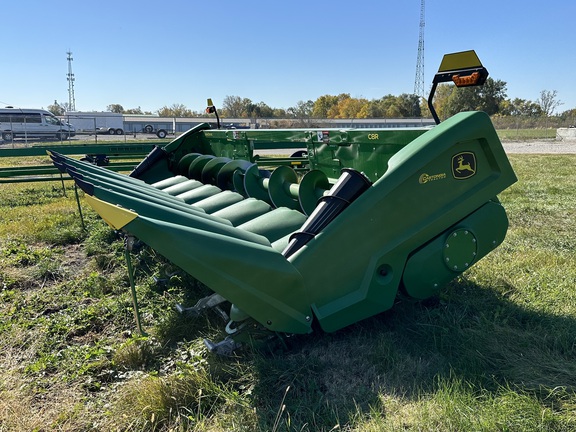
[0, 107, 76, 141]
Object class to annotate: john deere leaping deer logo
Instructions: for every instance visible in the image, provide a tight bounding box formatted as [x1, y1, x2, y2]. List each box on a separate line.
[452, 152, 477, 179]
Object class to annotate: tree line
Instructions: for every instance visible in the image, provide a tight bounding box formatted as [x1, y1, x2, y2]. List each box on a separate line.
[47, 79, 573, 122]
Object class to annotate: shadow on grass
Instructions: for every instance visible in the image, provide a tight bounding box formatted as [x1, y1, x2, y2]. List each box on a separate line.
[127, 243, 575, 431]
[235, 277, 576, 430]
[106, 236, 576, 431]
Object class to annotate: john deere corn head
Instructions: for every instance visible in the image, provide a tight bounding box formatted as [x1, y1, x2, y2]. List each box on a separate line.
[51, 51, 517, 354]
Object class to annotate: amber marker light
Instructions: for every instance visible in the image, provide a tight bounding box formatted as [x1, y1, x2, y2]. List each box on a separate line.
[452, 72, 481, 87]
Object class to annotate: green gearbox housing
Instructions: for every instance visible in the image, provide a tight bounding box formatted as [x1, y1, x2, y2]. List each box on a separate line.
[51, 50, 517, 340]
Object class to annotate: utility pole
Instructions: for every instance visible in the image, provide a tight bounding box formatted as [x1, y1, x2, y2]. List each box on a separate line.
[414, 0, 425, 98]
[67, 51, 76, 111]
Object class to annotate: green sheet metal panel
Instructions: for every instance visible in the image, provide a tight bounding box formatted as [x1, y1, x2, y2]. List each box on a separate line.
[306, 128, 429, 181]
[86, 195, 312, 334]
[290, 111, 516, 332]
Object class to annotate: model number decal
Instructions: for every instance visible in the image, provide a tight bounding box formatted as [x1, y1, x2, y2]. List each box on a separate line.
[419, 172, 447, 184]
[367, 133, 379, 140]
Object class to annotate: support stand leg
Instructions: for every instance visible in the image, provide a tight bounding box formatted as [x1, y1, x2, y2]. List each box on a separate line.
[73, 183, 85, 231]
[59, 172, 67, 197]
[124, 236, 147, 336]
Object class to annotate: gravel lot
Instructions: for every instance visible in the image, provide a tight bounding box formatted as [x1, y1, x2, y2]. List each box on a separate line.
[502, 140, 576, 154]
[254, 140, 576, 156]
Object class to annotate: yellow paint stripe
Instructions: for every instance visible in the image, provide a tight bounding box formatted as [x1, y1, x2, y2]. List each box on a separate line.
[85, 195, 138, 230]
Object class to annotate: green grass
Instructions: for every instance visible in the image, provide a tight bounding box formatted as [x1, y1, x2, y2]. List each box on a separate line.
[0, 155, 575, 431]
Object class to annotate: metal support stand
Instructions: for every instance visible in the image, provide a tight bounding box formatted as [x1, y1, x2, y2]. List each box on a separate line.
[73, 183, 85, 231]
[59, 172, 67, 197]
[203, 337, 242, 357]
[175, 293, 244, 356]
[175, 293, 229, 322]
[124, 236, 147, 336]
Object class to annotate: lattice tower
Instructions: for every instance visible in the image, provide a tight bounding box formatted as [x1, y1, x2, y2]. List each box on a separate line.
[67, 51, 76, 111]
[414, 0, 425, 98]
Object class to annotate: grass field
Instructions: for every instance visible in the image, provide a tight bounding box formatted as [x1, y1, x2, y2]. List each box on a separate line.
[0, 154, 575, 431]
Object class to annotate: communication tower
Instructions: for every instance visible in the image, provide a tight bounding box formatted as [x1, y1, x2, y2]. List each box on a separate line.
[414, 0, 425, 98]
[67, 51, 76, 111]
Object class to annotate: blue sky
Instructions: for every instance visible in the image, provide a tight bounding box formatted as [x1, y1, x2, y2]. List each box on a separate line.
[1, 0, 574, 114]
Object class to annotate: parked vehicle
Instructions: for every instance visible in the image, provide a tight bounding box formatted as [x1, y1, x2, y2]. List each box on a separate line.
[0, 107, 76, 141]
[64, 111, 124, 135]
[143, 124, 169, 139]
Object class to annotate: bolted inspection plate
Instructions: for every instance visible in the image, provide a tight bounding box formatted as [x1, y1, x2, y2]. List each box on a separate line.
[443, 229, 478, 272]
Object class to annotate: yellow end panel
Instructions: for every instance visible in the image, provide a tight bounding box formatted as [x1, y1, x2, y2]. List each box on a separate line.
[85, 195, 138, 230]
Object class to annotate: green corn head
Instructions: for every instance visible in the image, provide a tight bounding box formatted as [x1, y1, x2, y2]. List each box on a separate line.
[51, 50, 517, 347]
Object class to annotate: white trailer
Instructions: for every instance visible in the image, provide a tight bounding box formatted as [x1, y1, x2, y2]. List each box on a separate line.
[64, 111, 124, 135]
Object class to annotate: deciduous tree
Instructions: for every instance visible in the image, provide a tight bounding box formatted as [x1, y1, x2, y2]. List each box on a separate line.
[500, 98, 542, 117]
[312, 94, 347, 118]
[124, 107, 145, 115]
[287, 100, 314, 123]
[537, 90, 563, 116]
[334, 97, 369, 118]
[107, 104, 124, 113]
[395, 93, 422, 117]
[222, 96, 253, 117]
[438, 78, 507, 118]
[47, 101, 66, 116]
[157, 103, 194, 117]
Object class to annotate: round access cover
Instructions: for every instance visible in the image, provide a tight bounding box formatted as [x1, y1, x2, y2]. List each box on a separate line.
[443, 229, 478, 272]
